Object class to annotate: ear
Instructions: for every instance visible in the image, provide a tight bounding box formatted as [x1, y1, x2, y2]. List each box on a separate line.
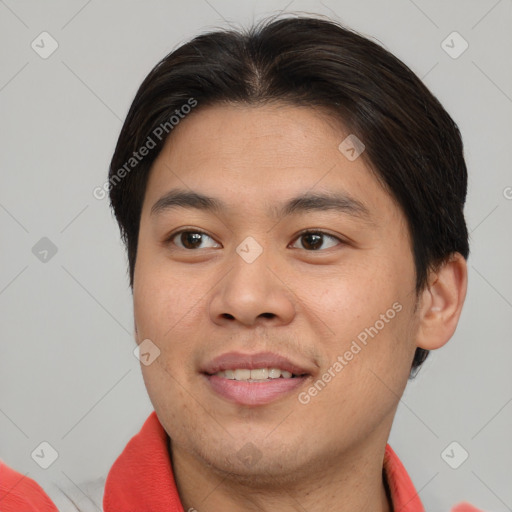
[416, 252, 468, 351]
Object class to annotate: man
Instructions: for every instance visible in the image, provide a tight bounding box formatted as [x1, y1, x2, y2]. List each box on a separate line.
[1, 14, 482, 512]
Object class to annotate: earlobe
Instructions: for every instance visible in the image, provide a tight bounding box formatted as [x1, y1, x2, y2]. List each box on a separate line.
[416, 252, 468, 351]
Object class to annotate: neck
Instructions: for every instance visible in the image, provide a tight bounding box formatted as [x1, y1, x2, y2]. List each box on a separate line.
[169, 437, 393, 512]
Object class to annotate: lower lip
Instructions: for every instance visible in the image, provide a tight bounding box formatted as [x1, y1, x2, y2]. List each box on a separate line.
[204, 374, 307, 405]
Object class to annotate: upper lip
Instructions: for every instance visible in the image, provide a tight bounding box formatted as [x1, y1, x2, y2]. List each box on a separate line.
[201, 351, 312, 376]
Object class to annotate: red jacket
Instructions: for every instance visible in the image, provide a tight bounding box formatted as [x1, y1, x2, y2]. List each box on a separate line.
[0, 411, 483, 511]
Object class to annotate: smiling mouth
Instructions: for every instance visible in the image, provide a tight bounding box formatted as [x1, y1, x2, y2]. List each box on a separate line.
[202, 370, 310, 406]
[209, 367, 308, 381]
[200, 351, 313, 405]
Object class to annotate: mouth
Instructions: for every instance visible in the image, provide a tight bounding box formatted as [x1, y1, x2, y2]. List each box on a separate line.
[201, 351, 312, 406]
[210, 367, 306, 380]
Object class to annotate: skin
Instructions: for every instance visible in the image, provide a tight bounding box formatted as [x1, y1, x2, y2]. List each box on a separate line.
[132, 103, 468, 512]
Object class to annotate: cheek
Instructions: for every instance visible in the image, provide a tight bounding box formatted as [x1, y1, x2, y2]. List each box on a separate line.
[310, 260, 403, 338]
[304, 258, 415, 402]
[134, 270, 201, 430]
[133, 261, 216, 398]
[298, 308, 414, 446]
[140, 358, 203, 450]
[133, 260, 201, 338]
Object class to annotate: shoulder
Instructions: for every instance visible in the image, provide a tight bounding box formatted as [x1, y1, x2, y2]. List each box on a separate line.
[0, 459, 58, 512]
[0, 459, 106, 512]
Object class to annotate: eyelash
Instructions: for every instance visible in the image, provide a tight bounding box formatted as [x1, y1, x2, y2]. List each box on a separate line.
[164, 228, 345, 251]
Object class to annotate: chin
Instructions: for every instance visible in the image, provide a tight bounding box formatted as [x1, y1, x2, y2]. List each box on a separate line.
[204, 452, 306, 487]
[189, 433, 318, 484]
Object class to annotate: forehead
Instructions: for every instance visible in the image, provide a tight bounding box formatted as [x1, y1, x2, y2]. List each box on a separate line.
[143, 103, 399, 224]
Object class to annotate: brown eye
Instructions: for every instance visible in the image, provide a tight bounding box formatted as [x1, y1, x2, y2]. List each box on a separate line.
[292, 231, 341, 251]
[168, 230, 220, 250]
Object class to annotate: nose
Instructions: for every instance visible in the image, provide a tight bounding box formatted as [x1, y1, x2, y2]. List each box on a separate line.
[208, 244, 296, 328]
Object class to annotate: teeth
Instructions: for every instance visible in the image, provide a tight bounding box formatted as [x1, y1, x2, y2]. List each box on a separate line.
[213, 367, 297, 380]
[234, 369, 251, 380]
[268, 368, 281, 379]
[250, 368, 268, 380]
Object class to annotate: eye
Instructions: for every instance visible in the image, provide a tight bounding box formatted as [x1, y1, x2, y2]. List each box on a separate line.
[290, 230, 343, 251]
[166, 229, 220, 250]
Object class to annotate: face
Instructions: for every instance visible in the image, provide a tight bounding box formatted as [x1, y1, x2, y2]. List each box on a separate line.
[133, 103, 421, 482]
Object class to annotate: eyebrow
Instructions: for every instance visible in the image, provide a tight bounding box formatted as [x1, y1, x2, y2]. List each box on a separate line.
[150, 188, 372, 222]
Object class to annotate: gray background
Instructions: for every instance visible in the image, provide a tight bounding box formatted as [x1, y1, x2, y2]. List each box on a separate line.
[0, 0, 511, 511]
